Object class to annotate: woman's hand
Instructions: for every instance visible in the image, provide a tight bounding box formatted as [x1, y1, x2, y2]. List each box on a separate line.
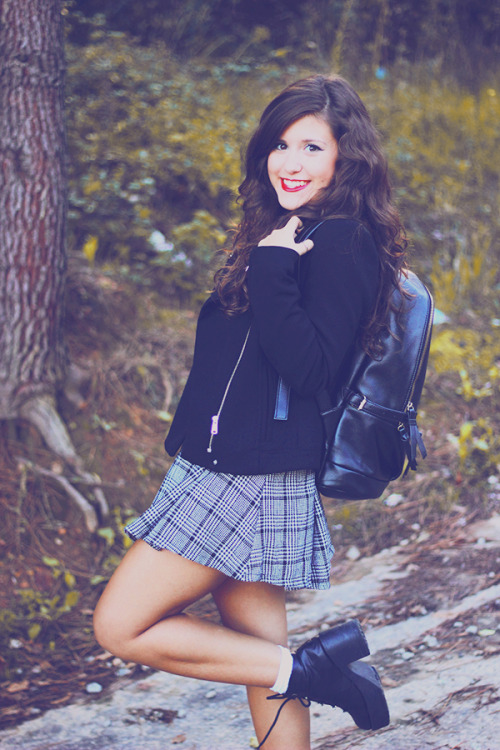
[257, 216, 314, 256]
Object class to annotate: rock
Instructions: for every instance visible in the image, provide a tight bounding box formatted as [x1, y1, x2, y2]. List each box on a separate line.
[384, 493, 404, 507]
[346, 545, 361, 561]
[116, 667, 133, 676]
[466, 514, 500, 543]
[85, 682, 103, 694]
[423, 634, 439, 648]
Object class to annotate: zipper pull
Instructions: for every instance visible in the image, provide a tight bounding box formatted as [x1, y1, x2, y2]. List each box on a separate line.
[210, 415, 219, 436]
[357, 396, 367, 411]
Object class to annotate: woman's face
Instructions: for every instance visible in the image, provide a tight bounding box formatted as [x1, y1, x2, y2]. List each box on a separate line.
[267, 114, 338, 211]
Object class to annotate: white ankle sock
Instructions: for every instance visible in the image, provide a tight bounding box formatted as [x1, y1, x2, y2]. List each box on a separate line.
[270, 645, 294, 694]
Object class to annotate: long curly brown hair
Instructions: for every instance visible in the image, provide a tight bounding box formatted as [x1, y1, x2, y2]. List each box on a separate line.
[213, 75, 408, 355]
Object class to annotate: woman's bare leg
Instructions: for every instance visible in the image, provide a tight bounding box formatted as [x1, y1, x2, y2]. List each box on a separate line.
[213, 579, 310, 750]
[93, 540, 281, 687]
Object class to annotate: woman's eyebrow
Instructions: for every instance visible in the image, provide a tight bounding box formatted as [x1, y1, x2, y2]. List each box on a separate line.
[279, 138, 330, 145]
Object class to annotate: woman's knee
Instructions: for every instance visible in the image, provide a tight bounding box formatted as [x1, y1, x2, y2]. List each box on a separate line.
[93, 594, 135, 657]
[92, 600, 118, 654]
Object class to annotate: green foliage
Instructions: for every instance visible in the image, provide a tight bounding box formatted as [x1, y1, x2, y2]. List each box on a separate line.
[67, 1, 500, 85]
[429, 224, 497, 317]
[356, 79, 500, 351]
[431, 327, 499, 400]
[0, 509, 138, 679]
[365, 81, 499, 278]
[0, 557, 80, 655]
[430, 324, 499, 476]
[91, 507, 136, 586]
[449, 418, 499, 476]
[151, 210, 228, 305]
[65, 25, 295, 302]
[96, 506, 136, 553]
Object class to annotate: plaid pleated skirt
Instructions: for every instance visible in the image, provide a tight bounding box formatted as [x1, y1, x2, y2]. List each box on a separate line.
[125, 454, 334, 590]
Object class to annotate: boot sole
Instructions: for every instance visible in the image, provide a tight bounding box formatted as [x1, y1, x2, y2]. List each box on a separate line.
[319, 622, 389, 730]
[347, 661, 390, 730]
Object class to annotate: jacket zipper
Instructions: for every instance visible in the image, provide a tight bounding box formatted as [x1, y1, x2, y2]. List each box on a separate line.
[207, 327, 251, 454]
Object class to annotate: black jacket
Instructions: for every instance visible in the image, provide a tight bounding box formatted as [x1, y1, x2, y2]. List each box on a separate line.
[165, 219, 379, 474]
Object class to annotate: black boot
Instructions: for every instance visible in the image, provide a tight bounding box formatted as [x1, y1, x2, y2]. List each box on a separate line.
[282, 619, 389, 730]
[257, 621, 389, 748]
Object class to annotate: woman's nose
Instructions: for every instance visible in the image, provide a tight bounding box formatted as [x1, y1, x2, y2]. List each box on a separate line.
[283, 150, 302, 173]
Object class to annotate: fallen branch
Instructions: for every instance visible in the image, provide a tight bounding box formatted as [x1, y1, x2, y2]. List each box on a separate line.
[19, 393, 109, 519]
[17, 457, 98, 533]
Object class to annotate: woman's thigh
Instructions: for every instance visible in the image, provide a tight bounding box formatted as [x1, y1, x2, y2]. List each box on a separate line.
[93, 540, 227, 648]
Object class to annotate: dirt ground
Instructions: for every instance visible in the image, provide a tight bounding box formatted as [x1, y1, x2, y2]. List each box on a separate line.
[1, 513, 498, 750]
[1, 265, 498, 749]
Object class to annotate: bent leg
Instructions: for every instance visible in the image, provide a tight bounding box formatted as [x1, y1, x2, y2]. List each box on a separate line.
[93, 541, 280, 687]
[214, 579, 310, 750]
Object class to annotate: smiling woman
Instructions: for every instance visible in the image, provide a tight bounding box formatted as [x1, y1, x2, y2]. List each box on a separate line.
[94, 75, 405, 750]
[266, 115, 338, 212]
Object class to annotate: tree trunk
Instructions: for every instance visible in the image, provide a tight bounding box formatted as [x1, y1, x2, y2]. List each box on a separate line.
[0, 0, 107, 530]
[0, 0, 66, 416]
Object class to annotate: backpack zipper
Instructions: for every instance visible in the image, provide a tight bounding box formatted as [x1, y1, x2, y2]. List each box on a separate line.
[403, 286, 434, 409]
[358, 286, 434, 417]
[207, 327, 251, 454]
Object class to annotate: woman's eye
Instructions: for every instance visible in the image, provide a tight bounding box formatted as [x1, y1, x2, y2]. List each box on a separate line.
[274, 142, 287, 151]
[305, 143, 322, 152]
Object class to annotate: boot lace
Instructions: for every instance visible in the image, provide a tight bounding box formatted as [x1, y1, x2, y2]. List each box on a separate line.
[256, 695, 311, 748]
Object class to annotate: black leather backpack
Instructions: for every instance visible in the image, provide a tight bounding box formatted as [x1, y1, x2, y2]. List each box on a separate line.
[299, 221, 434, 501]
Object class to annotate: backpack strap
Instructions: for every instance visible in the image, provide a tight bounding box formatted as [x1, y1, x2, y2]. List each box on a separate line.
[273, 220, 326, 422]
[403, 405, 428, 470]
[274, 378, 291, 420]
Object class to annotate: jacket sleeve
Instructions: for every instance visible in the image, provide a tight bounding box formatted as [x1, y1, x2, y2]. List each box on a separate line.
[247, 219, 379, 397]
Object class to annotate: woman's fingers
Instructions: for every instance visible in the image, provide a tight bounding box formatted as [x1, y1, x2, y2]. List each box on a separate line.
[288, 216, 314, 255]
[296, 238, 314, 255]
[257, 216, 314, 255]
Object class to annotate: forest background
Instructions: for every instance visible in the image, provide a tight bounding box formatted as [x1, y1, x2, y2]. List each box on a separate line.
[1, 0, 499, 729]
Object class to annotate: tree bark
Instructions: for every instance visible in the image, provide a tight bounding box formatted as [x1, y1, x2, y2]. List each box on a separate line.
[0, 0, 108, 530]
[0, 0, 66, 417]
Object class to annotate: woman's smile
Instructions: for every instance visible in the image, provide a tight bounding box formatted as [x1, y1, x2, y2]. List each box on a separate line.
[267, 114, 338, 210]
[280, 178, 311, 192]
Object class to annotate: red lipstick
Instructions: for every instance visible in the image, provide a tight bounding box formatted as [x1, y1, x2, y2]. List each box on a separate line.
[280, 178, 310, 193]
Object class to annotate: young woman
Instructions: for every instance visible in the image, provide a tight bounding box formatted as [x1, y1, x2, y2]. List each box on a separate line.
[94, 75, 407, 749]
